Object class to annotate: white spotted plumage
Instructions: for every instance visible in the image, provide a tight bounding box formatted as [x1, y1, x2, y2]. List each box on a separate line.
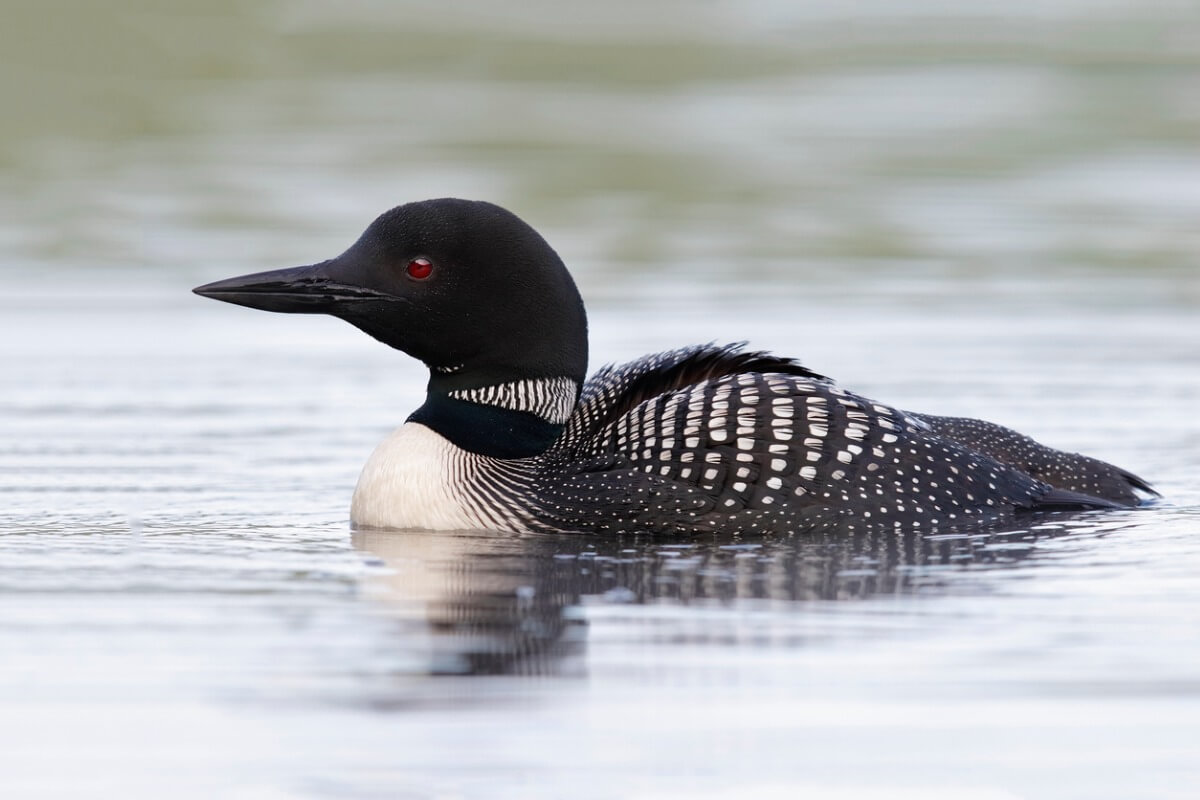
[350, 344, 1153, 534]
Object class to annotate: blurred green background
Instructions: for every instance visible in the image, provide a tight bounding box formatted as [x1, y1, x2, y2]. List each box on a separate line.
[2, 0, 1196, 297]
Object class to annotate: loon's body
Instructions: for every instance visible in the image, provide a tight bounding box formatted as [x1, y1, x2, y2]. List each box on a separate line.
[195, 198, 1155, 534]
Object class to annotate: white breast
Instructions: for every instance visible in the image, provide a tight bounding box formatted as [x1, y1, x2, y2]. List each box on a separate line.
[350, 423, 490, 530]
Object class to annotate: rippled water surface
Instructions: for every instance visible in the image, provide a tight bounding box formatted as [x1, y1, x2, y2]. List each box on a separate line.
[2, 2, 1199, 798]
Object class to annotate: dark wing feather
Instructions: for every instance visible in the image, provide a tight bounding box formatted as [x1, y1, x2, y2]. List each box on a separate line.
[913, 414, 1156, 506]
[533, 345, 1147, 534]
[1032, 487, 1125, 510]
[540, 353, 1089, 533]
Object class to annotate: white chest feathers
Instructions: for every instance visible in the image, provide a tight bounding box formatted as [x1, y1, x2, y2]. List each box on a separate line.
[350, 422, 526, 531]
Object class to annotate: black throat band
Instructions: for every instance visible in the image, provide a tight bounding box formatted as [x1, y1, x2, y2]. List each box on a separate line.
[407, 393, 564, 459]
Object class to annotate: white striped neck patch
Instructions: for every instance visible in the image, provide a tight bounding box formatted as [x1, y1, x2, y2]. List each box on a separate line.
[448, 377, 579, 425]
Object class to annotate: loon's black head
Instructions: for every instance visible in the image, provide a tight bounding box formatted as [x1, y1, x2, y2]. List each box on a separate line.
[194, 199, 589, 392]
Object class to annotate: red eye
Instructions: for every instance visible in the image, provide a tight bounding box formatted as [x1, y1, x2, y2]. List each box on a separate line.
[406, 257, 433, 280]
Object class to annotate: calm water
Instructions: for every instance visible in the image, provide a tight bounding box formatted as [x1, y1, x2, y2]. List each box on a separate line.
[2, 2, 1199, 798]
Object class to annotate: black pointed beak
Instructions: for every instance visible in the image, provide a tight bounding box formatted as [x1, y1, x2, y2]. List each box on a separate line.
[193, 260, 391, 314]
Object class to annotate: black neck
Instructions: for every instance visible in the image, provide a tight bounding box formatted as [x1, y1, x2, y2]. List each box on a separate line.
[407, 393, 564, 459]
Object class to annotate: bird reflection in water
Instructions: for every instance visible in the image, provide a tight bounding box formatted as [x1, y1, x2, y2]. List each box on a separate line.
[352, 514, 1135, 677]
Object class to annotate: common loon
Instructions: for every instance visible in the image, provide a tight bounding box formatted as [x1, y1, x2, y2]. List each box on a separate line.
[194, 198, 1155, 534]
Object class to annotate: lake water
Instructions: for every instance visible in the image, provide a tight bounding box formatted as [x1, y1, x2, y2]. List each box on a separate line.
[2, 2, 1198, 798]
